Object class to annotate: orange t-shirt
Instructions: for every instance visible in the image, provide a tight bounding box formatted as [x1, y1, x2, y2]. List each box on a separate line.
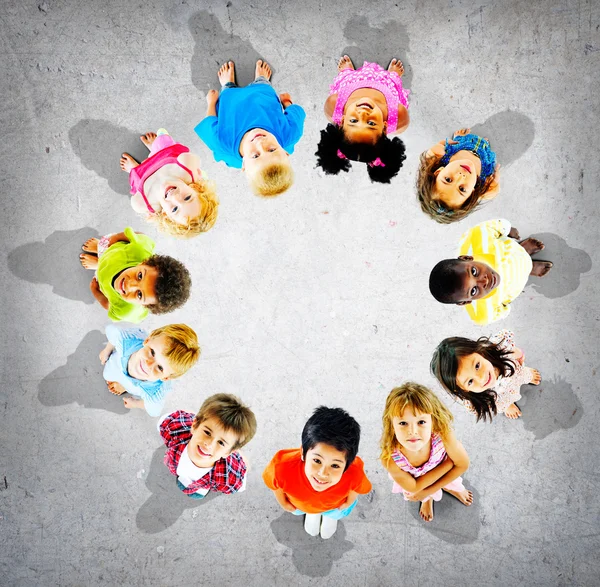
[262, 448, 372, 514]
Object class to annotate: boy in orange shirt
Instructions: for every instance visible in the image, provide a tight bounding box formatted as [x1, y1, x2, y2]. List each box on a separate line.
[263, 406, 372, 539]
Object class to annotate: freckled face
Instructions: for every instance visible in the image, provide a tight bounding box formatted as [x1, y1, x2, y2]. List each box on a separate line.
[303, 443, 347, 492]
[393, 408, 432, 453]
[456, 353, 499, 393]
[113, 264, 158, 306]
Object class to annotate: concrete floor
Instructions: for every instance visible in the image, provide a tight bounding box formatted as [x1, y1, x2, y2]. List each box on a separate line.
[1, 0, 599, 585]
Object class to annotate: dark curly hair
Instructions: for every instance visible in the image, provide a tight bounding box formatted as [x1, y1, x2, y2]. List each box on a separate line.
[429, 259, 467, 304]
[315, 123, 406, 184]
[416, 151, 496, 224]
[430, 335, 516, 422]
[144, 254, 191, 314]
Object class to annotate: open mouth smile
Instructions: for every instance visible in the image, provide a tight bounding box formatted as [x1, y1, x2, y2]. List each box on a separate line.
[139, 361, 148, 376]
[197, 446, 212, 458]
[165, 186, 175, 198]
[119, 278, 126, 295]
[251, 133, 266, 142]
[312, 477, 329, 486]
[460, 164, 472, 173]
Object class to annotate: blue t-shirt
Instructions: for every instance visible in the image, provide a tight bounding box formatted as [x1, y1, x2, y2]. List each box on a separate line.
[194, 84, 306, 169]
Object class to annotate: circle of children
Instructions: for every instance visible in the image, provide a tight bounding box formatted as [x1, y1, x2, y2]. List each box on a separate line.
[81, 57, 553, 536]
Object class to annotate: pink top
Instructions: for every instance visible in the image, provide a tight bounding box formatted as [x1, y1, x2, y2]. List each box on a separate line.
[329, 61, 410, 134]
[390, 433, 446, 477]
[128, 142, 194, 214]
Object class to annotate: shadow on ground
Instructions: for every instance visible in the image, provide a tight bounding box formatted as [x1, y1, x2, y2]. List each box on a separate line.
[527, 233, 592, 299]
[471, 110, 535, 168]
[407, 484, 480, 543]
[189, 11, 263, 92]
[69, 119, 149, 195]
[270, 512, 354, 577]
[341, 16, 412, 90]
[38, 330, 127, 415]
[8, 227, 100, 304]
[520, 376, 583, 440]
[137, 446, 219, 534]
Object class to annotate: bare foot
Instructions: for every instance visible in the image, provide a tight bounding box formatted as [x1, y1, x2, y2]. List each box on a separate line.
[140, 132, 157, 149]
[338, 55, 355, 71]
[504, 403, 522, 419]
[388, 58, 404, 76]
[530, 369, 542, 384]
[255, 59, 272, 81]
[79, 253, 98, 269]
[419, 500, 434, 522]
[444, 488, 474, 505]
[81, 237, 98, 254]
[107, 381, 127, 395]
[218, 61, 235, 86]
[520, 237, 545, 256]
[530, 260, 553, 277]
[120, 153, 139, 172]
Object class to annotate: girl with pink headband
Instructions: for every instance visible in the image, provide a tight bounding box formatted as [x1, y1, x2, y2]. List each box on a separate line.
[315, 56, 410, 183]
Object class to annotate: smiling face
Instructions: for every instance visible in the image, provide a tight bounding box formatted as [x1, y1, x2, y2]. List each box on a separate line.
[392, 407, 433, 454]
[342, 98, 386, 144]
[456, 353, 499, 393]
[187, 416, 240, 469]
[127, 333, 177, 382]
[453, 257, 501, 304]
[240, 130, 289, 175]
[434, 159, 479, 208]
[113, 264, 158, 306]
[303, 442, 347, 492]
[161, 179, 202, 225]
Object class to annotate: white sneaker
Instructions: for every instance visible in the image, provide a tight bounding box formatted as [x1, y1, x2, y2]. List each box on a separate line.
[320, 516, 338, 539]
[304, 513, 321, 536]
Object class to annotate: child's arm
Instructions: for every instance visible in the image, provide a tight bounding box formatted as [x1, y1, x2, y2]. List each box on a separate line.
[382, 455, 454, 494]
[388, 105, 410, 135]
[408, 432, 469, 501]
[338, 489, 359, 509]
[90, 277, 110, 310]
[324, 94, 337, 122]
[206, 89, 218, 117]
[482, 166, 501, 201]
[273, 488, 297, 512]
[279, 93, 293, 109]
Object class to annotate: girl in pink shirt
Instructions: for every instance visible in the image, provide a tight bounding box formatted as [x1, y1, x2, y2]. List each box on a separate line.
[316, 56, 410, 183]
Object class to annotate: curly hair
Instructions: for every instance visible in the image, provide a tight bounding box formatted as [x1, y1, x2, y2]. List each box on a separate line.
[416, 151, 496, 224]
[144, 254, 191, 314]
[149, 180, 219, 238]
[249, 162, 294, 197]
[380, 383, 453, 464]
[315, 123, 406, 184]
[431, 336, 516, 422]
[429, 259, 467, 304]
[149, 323, 200, 377]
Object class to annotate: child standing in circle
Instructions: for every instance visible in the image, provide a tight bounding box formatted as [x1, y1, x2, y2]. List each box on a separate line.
[121, 129, 219, 238]
[158, 394, 257, 499]
[79, 227, 191, 323]
[431, 330, 541, 421]
[195, 60, 306, 197]
[380, 383, 473, 522]
[417, 128, 500, 223]
[316, 56, 409, 183]
[429, 219, 553, 325]
[99, 323, 200, 416]
[263, 406, 372, 539]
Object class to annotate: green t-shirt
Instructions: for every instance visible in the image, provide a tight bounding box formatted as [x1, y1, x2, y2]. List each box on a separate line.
[97, 227, 155, 323]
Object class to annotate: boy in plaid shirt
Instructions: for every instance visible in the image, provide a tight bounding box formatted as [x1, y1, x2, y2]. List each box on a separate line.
[158, 393, 257, 498]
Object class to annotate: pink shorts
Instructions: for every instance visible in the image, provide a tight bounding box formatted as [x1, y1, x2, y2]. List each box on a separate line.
[390, 475, 465, 503]
[148, 131, 175, 156]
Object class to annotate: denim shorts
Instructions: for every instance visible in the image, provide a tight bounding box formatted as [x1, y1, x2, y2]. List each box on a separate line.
[291, 499, 358, 520]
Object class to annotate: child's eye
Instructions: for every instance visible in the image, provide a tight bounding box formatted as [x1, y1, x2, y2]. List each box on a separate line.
[445, 177, 452, 183]
[150, 349, 155, 357]
[172, 206, 179, 213]
[331, 464, 340, 469]
[218, 440, 225, 447]
[184, 195, 191, 201]
[418, 420, 427, 425]
[470, 286, 478, 297]
[252, 153, 259, 159]
[204, 430, 211, 437]
[467, 379, 473, 386]
[471, 266, 477, 276]
[398, 421, 407, 426]
[268, 147, 276, 152]
[459, 186, 466, 193]
[137, 272, 143, 280]
[349, 118, 358, 123]
[313, 458, 321, 464]
[136, 290, 142, 300]
[367, 121, 376, 126]
[157, 364, 163, 372]
[475, 362, 480, 370]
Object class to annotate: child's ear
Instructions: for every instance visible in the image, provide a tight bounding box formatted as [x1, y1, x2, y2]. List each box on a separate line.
[456, 300, 471, 306]
[143, 336, 150, 346]
[433, 167, 442, 177]
[458, 255, 473, 261]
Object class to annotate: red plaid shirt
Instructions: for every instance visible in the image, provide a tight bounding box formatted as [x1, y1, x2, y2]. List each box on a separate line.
[159, 410, 246, 495]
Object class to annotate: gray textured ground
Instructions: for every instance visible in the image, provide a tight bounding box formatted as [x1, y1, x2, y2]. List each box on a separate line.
[1, 0, 599, 586]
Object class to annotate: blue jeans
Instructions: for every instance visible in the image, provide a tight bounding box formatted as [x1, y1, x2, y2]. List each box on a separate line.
[291, 499, 358, 520]
[220, 76, 271, 92]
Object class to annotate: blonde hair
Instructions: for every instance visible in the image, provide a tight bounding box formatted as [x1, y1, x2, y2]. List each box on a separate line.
[380, 382, 454, 463]
[149, 180, 219, 238]
[193, 393, 257, 451]
[250, 162, 294, 197]
[149, 323, 200, 377]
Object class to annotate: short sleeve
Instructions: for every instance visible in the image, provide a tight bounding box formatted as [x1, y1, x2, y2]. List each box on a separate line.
[262, 455, 280, 490]
[492, 303, 511, 323]
[105, 324, 126, 352]
[124, 227, 155, 255]
[282, 105, 306, 151]
[159, 410, 194, 448]
[489, 329, 515, 352]
[194, 116, 219, 152]
[481, 219, 511, 238]
[138, 383, 170, 418]
[350, 458, 372, 495]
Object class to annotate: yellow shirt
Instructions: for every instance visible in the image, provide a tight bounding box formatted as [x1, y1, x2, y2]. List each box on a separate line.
[458, 219, 532, 325]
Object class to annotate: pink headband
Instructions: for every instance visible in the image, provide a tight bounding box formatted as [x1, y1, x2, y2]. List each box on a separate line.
[337, 150, 385, 168]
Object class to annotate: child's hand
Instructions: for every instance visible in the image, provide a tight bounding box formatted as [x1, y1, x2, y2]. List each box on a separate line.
[281, 501, 296, 513]
[99, 346, 113, 365]
[90, 276, 101, 293]
[453, 128, 471, 138]
[279, 92, 293, 107]
[405, 492, 421, 502]
[530, 369, 542, 385]
[123, 397, 143, 410]
[207, 89, 219, 105]
[508, 226, 521, 240]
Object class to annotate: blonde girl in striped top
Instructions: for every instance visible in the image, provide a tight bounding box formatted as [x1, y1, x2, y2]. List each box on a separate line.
[380, 383, 473, 522]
